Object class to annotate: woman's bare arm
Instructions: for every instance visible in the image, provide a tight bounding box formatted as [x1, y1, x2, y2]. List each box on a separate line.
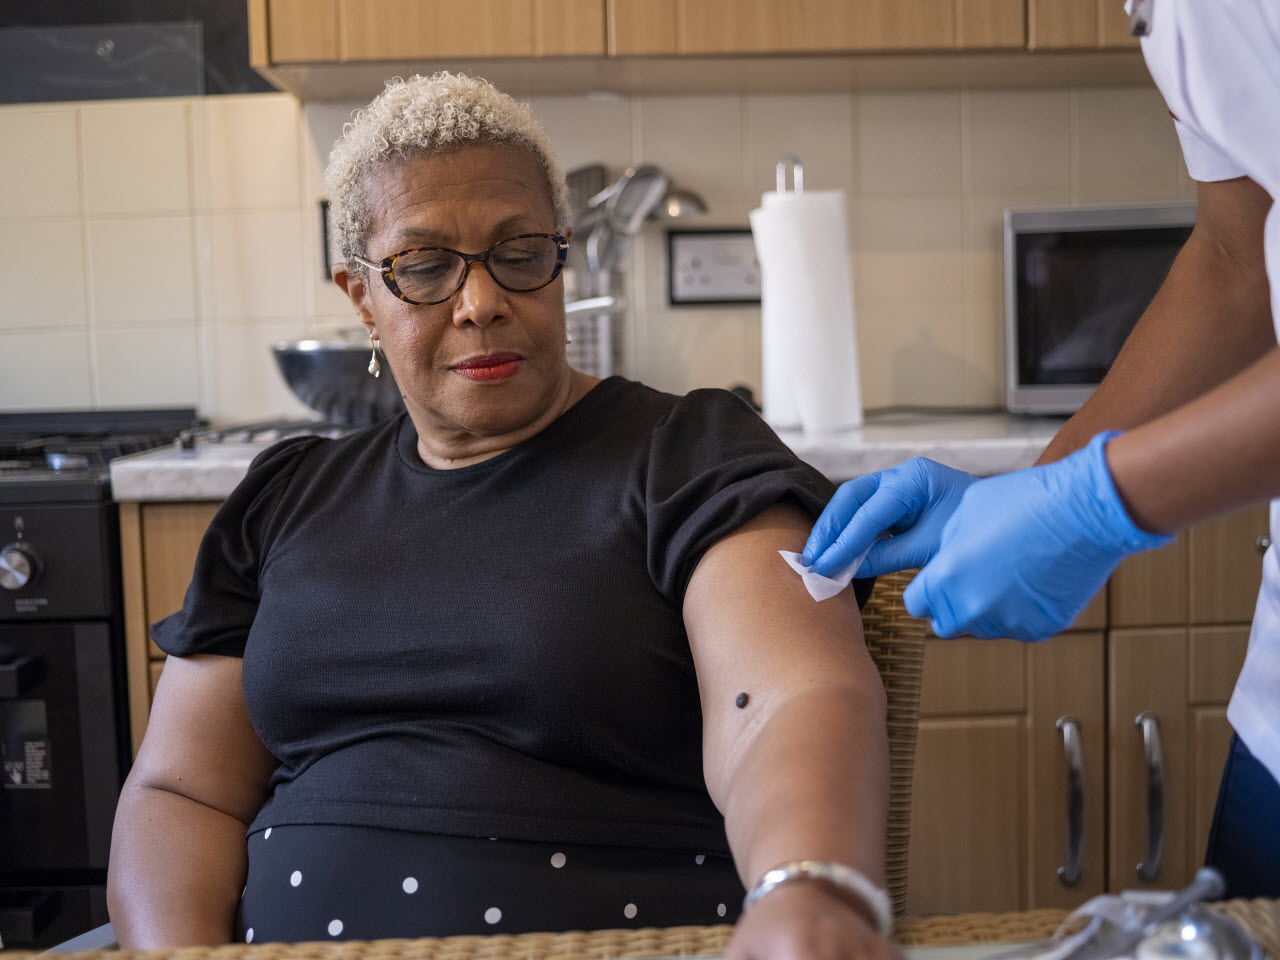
[107, 654, 278, 948]
[684, 504, 891, 959]
[1037, 176, 1274, 465]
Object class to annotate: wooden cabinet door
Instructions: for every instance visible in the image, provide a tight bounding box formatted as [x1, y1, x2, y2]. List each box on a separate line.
[338, 0, 605, 60]
[956, 0, 1025, 48]
[140, 502, 221, 657]
[1109, 628, 1193, 891]
[1188, 505, 1270, 624]
[616, 0, 956, 55]
[907, 633, 1105, 913]
[1029, 0, 1140, 49]
[1187, 626, 1249, 857]
[267, 0, 341, 62]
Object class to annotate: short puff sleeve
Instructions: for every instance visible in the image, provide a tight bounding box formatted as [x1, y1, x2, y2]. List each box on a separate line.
[150, 436, 320, 658]
[644, 388, 873, 608]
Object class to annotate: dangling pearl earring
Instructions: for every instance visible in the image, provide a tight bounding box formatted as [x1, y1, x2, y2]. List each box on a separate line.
[367, 334, 382, 378]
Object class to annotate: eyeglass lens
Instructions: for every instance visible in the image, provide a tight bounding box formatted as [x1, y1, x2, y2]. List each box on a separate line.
[391, 236, 560, 303]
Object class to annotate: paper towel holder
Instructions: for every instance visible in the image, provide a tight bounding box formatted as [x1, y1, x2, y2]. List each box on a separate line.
[776, 155, 804, 194]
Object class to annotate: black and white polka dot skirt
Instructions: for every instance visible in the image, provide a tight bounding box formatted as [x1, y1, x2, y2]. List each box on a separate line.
[236, 824, 745, 944]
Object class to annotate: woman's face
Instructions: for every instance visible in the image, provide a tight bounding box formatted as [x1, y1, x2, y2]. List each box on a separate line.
[340, 143, 571, 441]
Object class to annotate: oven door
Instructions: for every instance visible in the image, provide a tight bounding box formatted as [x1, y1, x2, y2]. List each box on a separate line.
[1, 621, 123, 873]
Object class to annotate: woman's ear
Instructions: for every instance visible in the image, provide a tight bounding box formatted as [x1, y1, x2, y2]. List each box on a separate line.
[333, 263, 376, 336]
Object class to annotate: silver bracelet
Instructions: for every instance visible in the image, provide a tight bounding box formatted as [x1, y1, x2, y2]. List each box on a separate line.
[742, 860, 893, 937]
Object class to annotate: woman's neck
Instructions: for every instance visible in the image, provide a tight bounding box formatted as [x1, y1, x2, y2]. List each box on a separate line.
[409, 369, 600, 469]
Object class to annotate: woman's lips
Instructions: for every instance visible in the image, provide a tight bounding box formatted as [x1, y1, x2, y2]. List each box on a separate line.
[450, 353, 524, 382]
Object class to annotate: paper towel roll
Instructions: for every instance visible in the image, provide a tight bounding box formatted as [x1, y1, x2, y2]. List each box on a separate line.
[750, 189, 863, 438]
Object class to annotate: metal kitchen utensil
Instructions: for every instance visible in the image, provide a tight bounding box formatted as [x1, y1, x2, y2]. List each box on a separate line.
[272, 330, 404, 426]
[605, 164, 670, 235]
[646, 186, 708, 221]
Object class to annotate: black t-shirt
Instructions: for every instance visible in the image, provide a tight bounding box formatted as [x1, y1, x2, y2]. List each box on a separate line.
[153, 377, 872, 852]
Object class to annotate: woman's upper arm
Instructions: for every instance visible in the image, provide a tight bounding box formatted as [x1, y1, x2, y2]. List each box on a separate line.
[127, 655, 277, 826]
[682, 503, 885, 788]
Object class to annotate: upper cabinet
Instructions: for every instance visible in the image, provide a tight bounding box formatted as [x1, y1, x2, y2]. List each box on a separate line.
[608, 0, 1024, 55]
[248, 0, 1150, 99]
[1028, 0, 1140, 49]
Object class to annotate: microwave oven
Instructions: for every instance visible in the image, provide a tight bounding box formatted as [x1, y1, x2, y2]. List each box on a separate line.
[1003, 202, 1196, 414]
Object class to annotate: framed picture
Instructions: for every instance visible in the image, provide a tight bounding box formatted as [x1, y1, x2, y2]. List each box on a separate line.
[666, 229, 762, 306]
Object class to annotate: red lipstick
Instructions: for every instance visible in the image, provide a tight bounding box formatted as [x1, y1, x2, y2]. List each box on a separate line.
[450, 352, 524, 382]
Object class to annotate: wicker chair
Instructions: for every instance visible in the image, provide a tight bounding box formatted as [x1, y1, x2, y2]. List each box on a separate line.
[42, 572, 926, 956]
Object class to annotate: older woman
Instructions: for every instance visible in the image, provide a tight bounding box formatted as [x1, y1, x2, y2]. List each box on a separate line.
[107, 74, 892, 960]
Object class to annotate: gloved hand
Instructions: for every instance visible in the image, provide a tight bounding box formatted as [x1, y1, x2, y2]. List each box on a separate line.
[803, 458, 979, 578]
[905, 431, 1174, 641]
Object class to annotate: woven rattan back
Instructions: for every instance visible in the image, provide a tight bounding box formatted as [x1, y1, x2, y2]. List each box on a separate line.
[858, 570, 928, 919]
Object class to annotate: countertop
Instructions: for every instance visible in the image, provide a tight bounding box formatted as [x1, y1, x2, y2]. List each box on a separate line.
[109, 411, 1068, 502]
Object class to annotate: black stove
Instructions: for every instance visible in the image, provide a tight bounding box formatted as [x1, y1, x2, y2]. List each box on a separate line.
[0, 408, 199, 949]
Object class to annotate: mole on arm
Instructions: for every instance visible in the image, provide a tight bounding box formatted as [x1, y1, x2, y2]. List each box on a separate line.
[735, 692, 750, 709]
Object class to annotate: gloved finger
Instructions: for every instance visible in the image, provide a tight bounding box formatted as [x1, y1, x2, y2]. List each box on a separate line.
[857, 524, 940, 578]
[903, 570, 930, 621]
[803, 473, 882, 564]
[809, 486, 916, 577]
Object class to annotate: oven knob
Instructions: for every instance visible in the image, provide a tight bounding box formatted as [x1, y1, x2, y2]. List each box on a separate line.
[0, 543, 38, 590]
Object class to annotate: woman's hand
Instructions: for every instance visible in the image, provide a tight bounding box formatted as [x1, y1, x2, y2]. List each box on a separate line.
[725, 883, 901, 960]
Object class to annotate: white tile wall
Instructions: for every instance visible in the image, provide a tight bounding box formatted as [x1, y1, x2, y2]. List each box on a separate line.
[0, 81, 1193, 419]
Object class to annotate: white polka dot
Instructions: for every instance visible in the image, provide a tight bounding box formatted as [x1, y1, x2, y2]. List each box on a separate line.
[484, 907, 502, 925]
[624, 903, 638, 920]
[402, 877, 419, 894]
[695, 854, 705, 865]
[550, 852, 567, 869]
[246, 929, 255, 942]
[264, 828, 272, 839]
[717, 903, 727, 918]
[328, 919, 343, 937]
[290, 870, 302, 887]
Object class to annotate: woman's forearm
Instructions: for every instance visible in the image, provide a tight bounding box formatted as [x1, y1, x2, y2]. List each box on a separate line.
[715, 681, 889, 890]
[107, 783, 251, 948]
[1108, 346, 1280, 533]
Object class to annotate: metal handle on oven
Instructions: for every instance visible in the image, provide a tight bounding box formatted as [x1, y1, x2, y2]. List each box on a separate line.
[1056, 715, 1084, 887]
[1136, 711, 1165, 882]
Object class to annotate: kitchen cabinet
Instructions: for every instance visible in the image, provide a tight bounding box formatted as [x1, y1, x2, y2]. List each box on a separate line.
[118, 500, 221, 754]
[909, 506, 1264, 913]
[1028, 0, 1139, 49]
[247, 0, 1149, 100]
[607, 0, 1024, 55]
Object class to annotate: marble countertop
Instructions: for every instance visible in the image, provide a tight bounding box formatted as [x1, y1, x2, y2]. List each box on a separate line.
[110, 411, 1068, 502]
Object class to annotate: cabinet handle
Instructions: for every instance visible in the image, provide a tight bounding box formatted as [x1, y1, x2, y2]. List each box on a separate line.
[1136, 711, 1165, 882]
[1257, 532, 1273, 555]
[1056, 715, 1084, 887]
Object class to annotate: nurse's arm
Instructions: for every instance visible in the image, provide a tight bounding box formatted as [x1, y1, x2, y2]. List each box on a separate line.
[107, 654, 278, 948]
[685, 503, 892, 960]
[1037, 175, 1274, 465]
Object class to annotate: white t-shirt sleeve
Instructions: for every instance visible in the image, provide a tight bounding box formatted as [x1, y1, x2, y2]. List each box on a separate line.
[1174, 118, 1246, 183]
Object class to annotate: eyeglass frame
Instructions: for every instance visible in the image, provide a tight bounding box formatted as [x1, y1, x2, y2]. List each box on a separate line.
[352, 233, 570, 306]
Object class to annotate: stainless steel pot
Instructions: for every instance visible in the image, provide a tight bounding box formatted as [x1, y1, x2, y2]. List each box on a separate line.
[271, 331, 403, 426]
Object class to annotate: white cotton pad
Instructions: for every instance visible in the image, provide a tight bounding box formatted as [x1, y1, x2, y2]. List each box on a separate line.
[779, 546, 873, 602]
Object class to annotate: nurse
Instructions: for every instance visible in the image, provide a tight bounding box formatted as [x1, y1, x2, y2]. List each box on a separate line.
[803, 0, 1280, 897]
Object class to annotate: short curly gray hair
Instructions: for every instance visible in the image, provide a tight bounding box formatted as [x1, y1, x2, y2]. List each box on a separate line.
[325, 72, 570, 270]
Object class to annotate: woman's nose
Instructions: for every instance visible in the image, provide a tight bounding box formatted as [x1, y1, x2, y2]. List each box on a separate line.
[451, 260, 505, 329]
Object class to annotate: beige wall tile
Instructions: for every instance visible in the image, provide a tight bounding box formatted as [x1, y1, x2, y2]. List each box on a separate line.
[853, 196, 965, 304]
[634, 309, 754, 395]
[964, 298, 1004, 406]
[193, 94, 302, 211]
[967, 90, 1071, 193]
[0, 330, 92, 409]
[857, 91, 962, 196]
[0, 108, 80, 219]
[0, 220, 87, 330]
[855, 301, 973, 407]
[743, 94, 855, 197]
[635, 97, 752, 223]
[961, 189, 1071, 308]
[80, 101, 191, 216]
[87, 217, 197, 326]
[526, 95, 634, 175]
[210, 320, 315, 422]
[1073, 86, 1184, 203]
[93, 326, 201, 406]
[205, 211, 305, 320]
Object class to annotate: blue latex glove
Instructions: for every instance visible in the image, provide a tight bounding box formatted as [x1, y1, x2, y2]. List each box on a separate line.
[803, 458, 979, 578]
[905, 431, 1174, 641]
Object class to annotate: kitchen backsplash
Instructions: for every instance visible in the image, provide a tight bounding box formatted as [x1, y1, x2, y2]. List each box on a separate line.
[0, 83, 1193, 421]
